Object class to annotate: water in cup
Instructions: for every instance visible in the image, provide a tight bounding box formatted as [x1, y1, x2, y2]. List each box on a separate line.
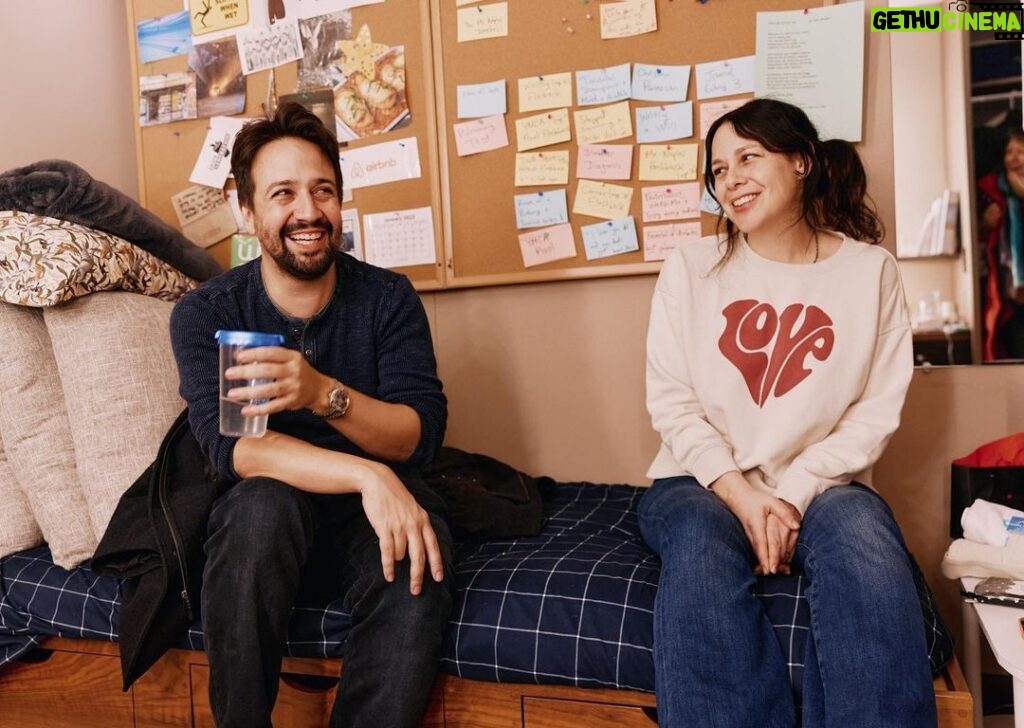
[215, 330, 285, 437]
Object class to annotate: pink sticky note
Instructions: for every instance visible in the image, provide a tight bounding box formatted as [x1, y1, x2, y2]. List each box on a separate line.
[642, 183, 701, 223]
[453, 114, 510, 156]
[699, 98, 749, 140]
[643, 222, 701, 261]
[576, 144, 634, 180]
[518, 223, 577, 267]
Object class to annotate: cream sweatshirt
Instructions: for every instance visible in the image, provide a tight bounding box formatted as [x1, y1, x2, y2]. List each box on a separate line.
[645, 234, 913, 515]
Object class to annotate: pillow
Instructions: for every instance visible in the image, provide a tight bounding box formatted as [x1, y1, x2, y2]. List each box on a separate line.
[0, 210, 198, 307]
[0, 431, 43, 559]
[0, 303, 96, 568]
[44, 292, 185, 541]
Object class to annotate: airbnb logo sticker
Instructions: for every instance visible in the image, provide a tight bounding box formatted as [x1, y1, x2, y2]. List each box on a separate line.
[718, 300, 835, 407]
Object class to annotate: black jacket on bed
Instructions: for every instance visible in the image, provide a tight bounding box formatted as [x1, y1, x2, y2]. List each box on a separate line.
[91, 409, 222, 690]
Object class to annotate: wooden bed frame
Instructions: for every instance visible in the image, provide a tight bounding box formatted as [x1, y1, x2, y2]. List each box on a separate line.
[0, 636, 974, 727]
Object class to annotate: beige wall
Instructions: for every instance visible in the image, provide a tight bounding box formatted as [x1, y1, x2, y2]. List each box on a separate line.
[6, 0, 1022, 657]
[0, 1, 138, 198]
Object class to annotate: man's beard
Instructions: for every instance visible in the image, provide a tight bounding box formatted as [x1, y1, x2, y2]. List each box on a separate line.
[260, 220, 341, 280]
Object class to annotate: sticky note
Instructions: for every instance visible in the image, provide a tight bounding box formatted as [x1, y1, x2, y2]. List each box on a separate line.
[573, 101, 633, 145]
[641, 183, 701, 222]
[515, 108, 571, 151]
[638, 143, 698, 181]
[635, 102, 693, 144]
[518, 223, 577, 267]
[581, 216, 639, 260]
[453, 115, 509, 156]
[576, 144, 633, 181]
[599, 0, 657, 39]
[573, 180, 634, 220]
[699, 98, 749, 139]
[518, 73, 573, 113]
[576, 63, 632, 107]
[515, 151, 570, 186]
[514, 189, 569, 229]
[695, 56, 756, 100]
[632, 63, 690, 102]
[643, 221, 701, 261]
[457, 80, 507, 118]
[457, 3, 509, 42]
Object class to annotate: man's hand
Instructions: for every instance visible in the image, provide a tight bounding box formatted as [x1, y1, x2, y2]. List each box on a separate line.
[710, 471, 800, 575]
[358, 462, 444, 595]
[225, 346, 329, 416]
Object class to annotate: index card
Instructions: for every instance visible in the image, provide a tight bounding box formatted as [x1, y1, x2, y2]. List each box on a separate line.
[515, 151, 570, 186]
[573, 180, 634, 220]
[641, 183, 701, 223]
[576, 144, 633, 181]
[573, 101, 633, 145]
[638, 143, 698, 182]
[515, 108, 571, 151]
[632, 64, 690, 102]
[576, 63, 632, 107]
[581, 217, 639, 260]
[695, 55, 755, 100]
[171, 186, 237, 249]
[518, 73, 573, 113]
[600, 0, 657, 39]
[457, 80, 507, 118]
[636, 102, 693, 144]
[518, 223, 577, 267]
[514, 189, 569, 229]
[457, 3, 508, 42]
[454, 115, 509, 156]
[699, 98, 750, 139]
[643, 222, 701, 261]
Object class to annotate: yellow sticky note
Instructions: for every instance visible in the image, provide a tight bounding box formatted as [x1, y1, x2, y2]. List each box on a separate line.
[515, 151, 570, 187]
[639, 143, 698, 181]
[573, 101, 633, 145]
[457, 3, 509, 43]
[189, 0, 249, 37]
[573, 180, 634, 220]
[600, 0, 658, 39]
[518, 73, 573, 113]
[516, 109, 571, 152]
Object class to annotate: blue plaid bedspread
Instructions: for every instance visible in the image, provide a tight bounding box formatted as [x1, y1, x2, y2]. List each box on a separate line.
[0, 482, 948, 696]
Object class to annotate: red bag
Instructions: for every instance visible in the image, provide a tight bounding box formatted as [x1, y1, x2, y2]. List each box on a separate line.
[950, 433, 1024, 537]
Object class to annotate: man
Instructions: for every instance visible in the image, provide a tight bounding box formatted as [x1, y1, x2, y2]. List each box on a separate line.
[169, 102, 452, 728]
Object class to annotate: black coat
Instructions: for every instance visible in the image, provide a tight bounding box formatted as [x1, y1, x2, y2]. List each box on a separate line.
[91, 410, 223, 689]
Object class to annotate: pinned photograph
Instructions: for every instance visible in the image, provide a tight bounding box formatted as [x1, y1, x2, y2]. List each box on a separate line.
[237, 18, 303, 75]
[138, 72, 198, 126]
[297, 10, 353, 92]
[189, 37, 246, 118]
[332, 25, 410, 141]
[136, 10, 191, 64]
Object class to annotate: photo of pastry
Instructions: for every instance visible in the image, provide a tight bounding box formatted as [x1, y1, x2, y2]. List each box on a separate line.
[332, 34, 410, 141]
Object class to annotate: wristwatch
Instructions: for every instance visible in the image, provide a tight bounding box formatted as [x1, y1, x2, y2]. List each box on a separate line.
[315, 379, 351, 419]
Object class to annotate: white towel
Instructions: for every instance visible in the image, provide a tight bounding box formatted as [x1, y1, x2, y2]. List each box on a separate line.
[961, 499, 1024, 546]
[941, 534, 1024, 580]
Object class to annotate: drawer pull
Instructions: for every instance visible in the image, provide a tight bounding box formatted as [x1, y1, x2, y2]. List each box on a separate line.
[17, 647, 54, 664]
[280, 673, 339, 693]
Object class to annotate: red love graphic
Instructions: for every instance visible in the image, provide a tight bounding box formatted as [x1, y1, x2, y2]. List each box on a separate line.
[718, 300, 835, 407]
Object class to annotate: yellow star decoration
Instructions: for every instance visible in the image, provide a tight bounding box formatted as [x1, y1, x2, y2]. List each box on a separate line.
[336, 24, 391, 78]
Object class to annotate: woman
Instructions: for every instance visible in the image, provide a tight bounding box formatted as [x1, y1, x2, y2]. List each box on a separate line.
[978, 127, 1024, 360]
[638, 98, 936, 727]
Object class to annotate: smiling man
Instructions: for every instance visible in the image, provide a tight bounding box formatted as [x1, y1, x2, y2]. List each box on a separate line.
[168, 102, 452, 728]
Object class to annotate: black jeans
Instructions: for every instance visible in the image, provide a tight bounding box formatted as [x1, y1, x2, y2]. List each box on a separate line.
[201, 474, 455, 728]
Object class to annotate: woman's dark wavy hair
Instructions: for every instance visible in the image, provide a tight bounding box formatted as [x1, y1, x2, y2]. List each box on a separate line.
[231, 101, 343, 210]
[703, 98, 883, 266]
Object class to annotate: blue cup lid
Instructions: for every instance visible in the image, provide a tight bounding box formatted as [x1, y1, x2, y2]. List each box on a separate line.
[215, 330, 285, 347]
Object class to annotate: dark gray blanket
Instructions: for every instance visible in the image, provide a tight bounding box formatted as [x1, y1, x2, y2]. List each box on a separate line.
[0, 159, 223, 281]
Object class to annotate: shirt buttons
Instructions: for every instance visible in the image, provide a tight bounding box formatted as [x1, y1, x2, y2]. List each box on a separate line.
[304, 349, 313, 356]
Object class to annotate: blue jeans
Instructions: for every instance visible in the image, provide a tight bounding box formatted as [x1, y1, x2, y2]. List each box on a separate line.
[202, 475, 454, 728]
[637, 477, 937, 728]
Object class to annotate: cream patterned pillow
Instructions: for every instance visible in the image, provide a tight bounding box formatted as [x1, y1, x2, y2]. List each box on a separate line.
[0, 210, 198, 307]
[44, 292, 184, 540]
[0, 303, 96, 568]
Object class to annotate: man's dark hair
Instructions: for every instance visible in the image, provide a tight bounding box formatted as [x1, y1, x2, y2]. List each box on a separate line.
[231, 101, 343, 210]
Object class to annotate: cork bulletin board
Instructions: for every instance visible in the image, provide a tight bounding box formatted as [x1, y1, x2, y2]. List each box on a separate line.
[126, 0, 829, 291]
[127, 0, 445, 289]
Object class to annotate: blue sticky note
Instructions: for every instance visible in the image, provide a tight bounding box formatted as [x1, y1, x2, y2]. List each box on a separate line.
[636, 102, 693, 144]
[576, 63, 632, 107]
[632, 64, 690, 102]
[514, 189, 569, 230]
[457, 80, 507, 119]
[581, 216, 639, 260]
[700, 186, 721, 215]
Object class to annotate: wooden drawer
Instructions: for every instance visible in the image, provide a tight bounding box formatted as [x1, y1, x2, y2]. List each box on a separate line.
[524, 696, 658, 727]
[0, 645, 133, 728]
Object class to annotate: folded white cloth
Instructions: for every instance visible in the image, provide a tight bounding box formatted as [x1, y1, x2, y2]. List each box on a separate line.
[941, 534, 1024, 580]
[961, 499, 1024, 546]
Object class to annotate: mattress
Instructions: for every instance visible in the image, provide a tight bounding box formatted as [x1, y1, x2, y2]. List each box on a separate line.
[0, 482, 951, 697]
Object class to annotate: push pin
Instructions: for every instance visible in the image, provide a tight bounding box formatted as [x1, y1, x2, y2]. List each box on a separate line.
[585, 13, 593, 20]
[566, 25, 575, 33]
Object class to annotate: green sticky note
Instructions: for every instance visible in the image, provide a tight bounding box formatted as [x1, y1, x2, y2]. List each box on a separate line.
[231, 234, 261, 268]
